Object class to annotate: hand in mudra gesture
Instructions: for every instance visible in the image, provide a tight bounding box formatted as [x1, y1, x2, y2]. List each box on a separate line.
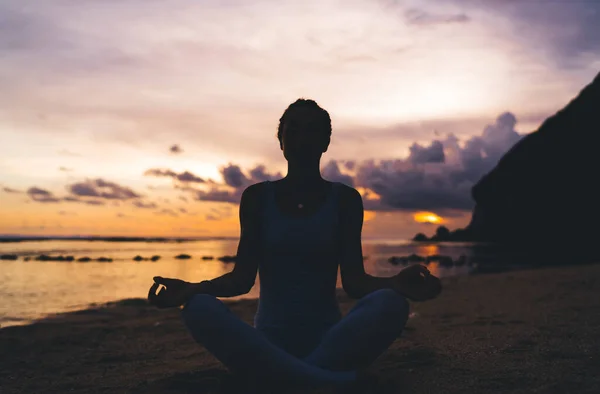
[392, 264, 442, 302]
[147, 276, 195, 308]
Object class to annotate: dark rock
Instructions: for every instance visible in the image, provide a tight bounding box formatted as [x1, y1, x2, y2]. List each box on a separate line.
[218, 255, 237, 263]
[0, 254, 18, 260]
[77, 257, 92, 262]
[425, 254, 443, 263]
[455, 255, 467, 266]
[439, 256, 454, 267]
[409, 72, 600, 263]
[97, 257, 113, 262]
[433, 226, 450, 241]
[467, 72, 600, 255]
[388, 256, 401, 265]
[133, 255, 144, 261]
[412, 233, 429, 242]
[175, 254, 192, 259]
[151, 255, 160, 261]
[33, 255, 75, 262]
[201, 256, 214, 260]
[407, 253, 426, 262]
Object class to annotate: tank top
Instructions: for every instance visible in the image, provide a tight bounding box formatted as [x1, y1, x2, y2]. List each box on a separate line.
[254, 180, 343, 356]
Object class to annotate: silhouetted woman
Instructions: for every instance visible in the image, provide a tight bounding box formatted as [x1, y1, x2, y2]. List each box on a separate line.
[148, 99, 442, 390]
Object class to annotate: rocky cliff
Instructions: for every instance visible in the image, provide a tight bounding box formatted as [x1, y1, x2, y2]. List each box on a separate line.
[415, 72, 600, 257]
[468, 72, 600, 249]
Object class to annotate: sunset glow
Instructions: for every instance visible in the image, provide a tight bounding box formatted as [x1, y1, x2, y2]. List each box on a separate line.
[1, 0, 598, 239]
[413, 212, 444, 225]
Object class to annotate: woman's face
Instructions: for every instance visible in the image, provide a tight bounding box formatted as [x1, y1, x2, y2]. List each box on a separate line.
[280, 107, 328, 161]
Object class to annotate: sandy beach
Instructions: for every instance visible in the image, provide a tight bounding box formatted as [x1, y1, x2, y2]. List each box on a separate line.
[1, 263, 599, 394]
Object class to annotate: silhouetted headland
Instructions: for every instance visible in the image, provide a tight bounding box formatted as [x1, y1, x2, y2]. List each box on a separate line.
[414, 71, 600, 263]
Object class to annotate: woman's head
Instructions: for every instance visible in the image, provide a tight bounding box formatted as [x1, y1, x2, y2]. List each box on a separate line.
[277, 99, 331, 161]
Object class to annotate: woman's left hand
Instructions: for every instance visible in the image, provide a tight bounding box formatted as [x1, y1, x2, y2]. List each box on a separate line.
[391, 264, 442, 302]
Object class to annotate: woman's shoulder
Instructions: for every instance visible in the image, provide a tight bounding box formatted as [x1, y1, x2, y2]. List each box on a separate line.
[240, 181, 271, 209]
[335, 182, 361, 199]
[334, 183, 363, 211]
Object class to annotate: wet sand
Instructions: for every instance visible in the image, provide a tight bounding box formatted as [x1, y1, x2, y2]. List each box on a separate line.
[1, 263, 599, 394]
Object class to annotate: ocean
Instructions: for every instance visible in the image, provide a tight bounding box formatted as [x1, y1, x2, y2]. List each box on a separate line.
[0, 238, 500, 328]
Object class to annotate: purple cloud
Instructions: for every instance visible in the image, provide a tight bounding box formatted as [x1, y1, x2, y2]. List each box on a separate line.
[67, 178, 141, 200]
[190, 112, 522, 213]
[322, 160, 354, 186]
[132, 200, 158, 209]
[169, 144, 183, 154]
[27, 187, 61, 203]
[405, 8, 471, 26]
[193, 164, 282, 204]
[408, 140, 445, 164]
[144, 168, 205, 183]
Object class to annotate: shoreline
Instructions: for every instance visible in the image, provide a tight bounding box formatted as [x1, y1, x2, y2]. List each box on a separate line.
[2, 263, 600, 393]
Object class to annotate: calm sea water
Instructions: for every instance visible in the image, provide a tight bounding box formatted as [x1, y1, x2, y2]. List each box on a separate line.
[0, 238, 495, 328]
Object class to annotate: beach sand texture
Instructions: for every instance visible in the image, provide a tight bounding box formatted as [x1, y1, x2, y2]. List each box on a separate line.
[1, 263, 599, 394]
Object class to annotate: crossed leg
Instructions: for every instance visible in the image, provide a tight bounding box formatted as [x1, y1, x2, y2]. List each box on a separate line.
[181, 289, 409, 388]
[181, 294, 356, 388]
[302, 288, 410, 371]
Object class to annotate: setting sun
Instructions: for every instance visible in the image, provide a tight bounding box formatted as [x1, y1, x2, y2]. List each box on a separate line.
[413, 211, 444, 224]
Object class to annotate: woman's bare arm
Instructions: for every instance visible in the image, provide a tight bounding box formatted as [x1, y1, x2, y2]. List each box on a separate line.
[189, 183, 262, 297]
[338, 186, 395, 299]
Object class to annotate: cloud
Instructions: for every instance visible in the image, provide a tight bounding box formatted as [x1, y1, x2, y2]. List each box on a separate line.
[84, 200, 106, 206]
[67, 178, 141, 200]
[354, 112, 522, 211]
[322, 160, 354, 186]
[196, 189, 240, 204]
[169, 144, 183, 154]
[222, 164, 247, 188]
[193, 163, 282, 203]
[155, 208, 178, 217]
[3, 187, 22, 193]
[27, 187, 61, 203]
[192, 112, 522, 213]
[132, 200, 158, 209]
[404, 8, 470, 26]
[408, 140, 445, 164]
[475, 0, 600, 68]
[144, 168, 205, 183]
[24, 188, 109, 205]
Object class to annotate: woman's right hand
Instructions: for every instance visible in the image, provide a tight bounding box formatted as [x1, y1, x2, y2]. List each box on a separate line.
[147, 276, 195, 308]
[391, 264, 442, 302]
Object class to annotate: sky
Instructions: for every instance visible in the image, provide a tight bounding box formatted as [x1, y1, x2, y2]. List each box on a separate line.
[1, 0, 599, 238]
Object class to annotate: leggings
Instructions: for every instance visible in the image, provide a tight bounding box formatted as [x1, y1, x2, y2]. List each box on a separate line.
[181, 288, 409, 388]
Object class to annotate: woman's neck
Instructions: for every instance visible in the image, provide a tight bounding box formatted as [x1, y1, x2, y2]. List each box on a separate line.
[284, 159, 324, 188]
